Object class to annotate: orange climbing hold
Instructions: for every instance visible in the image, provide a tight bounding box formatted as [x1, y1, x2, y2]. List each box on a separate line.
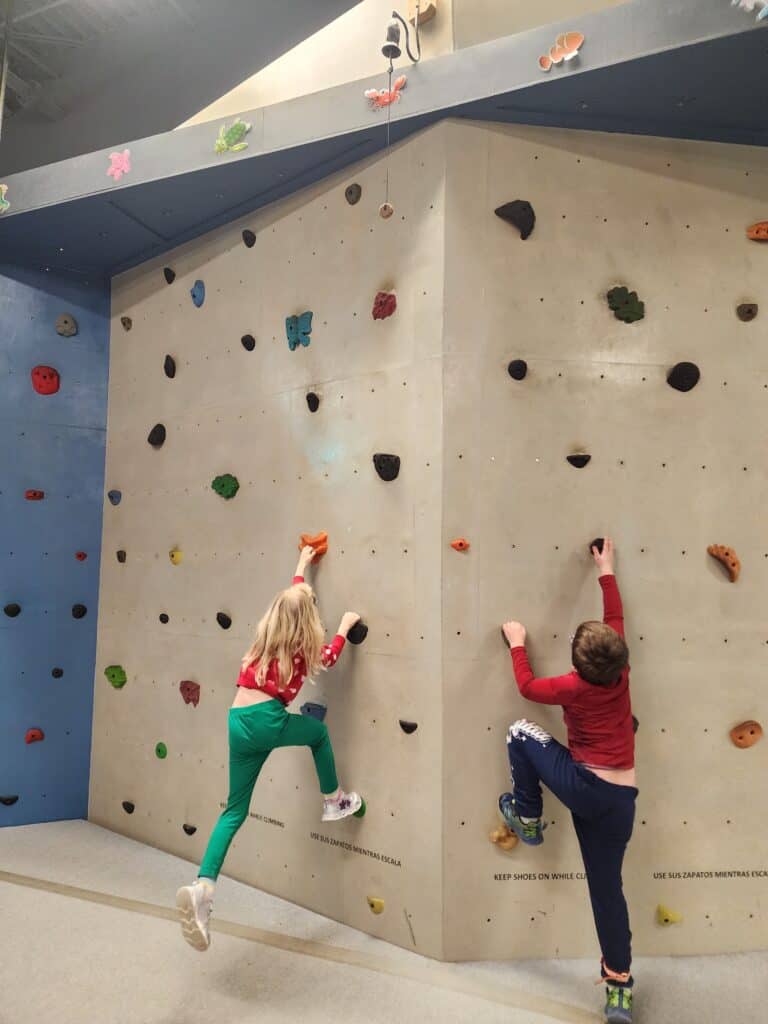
[299, 532, 328, 560]
[730, 720, 763, 749]
[746, 221, 768, 241]
[707, 544, 740, 582]
[451, 538, 470, 552]
[489, 824, 519, 852]
[539, 31, 584, 71]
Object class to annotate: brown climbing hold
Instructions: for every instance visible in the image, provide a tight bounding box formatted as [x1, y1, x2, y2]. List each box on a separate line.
[299, 532, 328, 560]
[120, 316, 132, 331]
[489, 824, 519, 852]
[379, 202, 394, 220]
[409, 0, 437, 25]
[242, 229, 256, 248]
[707, 544, 740, 582]
[372, 291, 397, 320]
[730, 720, 763, 749]
[31, 365, 60, 395]
[451, 538, 470, 552]
[180, 681, 201, 707]
[25, 490, 44, 501]
[736, 303, 758, 322]
[25, 728, 44, 744]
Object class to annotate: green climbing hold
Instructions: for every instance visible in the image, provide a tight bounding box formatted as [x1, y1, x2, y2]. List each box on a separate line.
[104, 665, 127, 689]
[354, 797, 367, 818]
[155, 742, 168, 759]
[215, 117, 251, 154]
[607, 286, 645, 323]
[211, 473, 240, 499]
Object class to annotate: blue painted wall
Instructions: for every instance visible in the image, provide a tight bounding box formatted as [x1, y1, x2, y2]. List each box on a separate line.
[0, 265, 109, 826]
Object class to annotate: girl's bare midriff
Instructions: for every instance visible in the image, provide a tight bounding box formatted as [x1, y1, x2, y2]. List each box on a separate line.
[231, 687, 276, 709]
[582, 765, 637, 787]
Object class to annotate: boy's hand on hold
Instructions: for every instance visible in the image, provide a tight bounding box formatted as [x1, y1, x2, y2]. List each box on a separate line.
[339, 612, 361, 636]
[592, 537, 615, 575]
[502, 621, 527, 647]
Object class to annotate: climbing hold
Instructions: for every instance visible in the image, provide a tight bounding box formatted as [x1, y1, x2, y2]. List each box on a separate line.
[120, 316, 132, 331]
[379, 202, 394, 220]
[746, 221, 768, 241]
[345, 183, 362, 205]
[607, 286, 645, 323]
[242, 229, 256, 248]
[347, 621, 369, 646]
[72, 604, 87, 619]
[372, 291, 397, 320]
[489, 824, 519, 852]
[286, 311, 313, 350]
[367, 897, 385, 915]
[122, 801, 135, 814]
[707, 544, 741, 582]
[507, 360, 528, 380]
[108, 489, 122, 505]
[55, 313, 78, 337]
[215, 117, 252, 154]
[0, 184, 8, 214]
[164, 354, 176, 379]
[354, 798, 367, 818]
[51, 668, 64, 678]
[736, 303, 758, 322]
[25, 728, 44, 744]
[373, 453, 401, 481]
[180, 680, 200, 707]
[147, 423, 166, 448]
[365, 75, 407, 109]
[183, 824, 197, 836]
[632, 715, 639, 734]
[730, 720, 763, 749]
[589, 537, 605, 555]
[104, 665, 127, 689]
[567, 453, 591, 469]
[300, 702, 328, 722]
[163, 267, 176, 285]
[299, 532, 328, 560]
[0, 796, 19, 807]
[409, 0, 437, 25]
[190, 281, 205, 308]
[25, 490, 44, 501]
[31, 365, 60, 396]
[155, 742, 168, 760]
[451, 538, 470, 552]
[241, 334, 256, 352]
[216, 612, 232, 630]
[306, 392, 320, 413]
[4, 603, 21, 617]
[169, 547, 183, 566]
[75, 551, 87, 561]
[159, 613, 169, 624]
[211, 474, 239, 499]
[116, 550, 127, 563]
[494, 200, 536, 240]
[667, 362, 700, 393]
[399, 720, 418, 734]
[107, 149, 131, 182]
[656, 904, 683, 926]
[538, 30, 585, 72]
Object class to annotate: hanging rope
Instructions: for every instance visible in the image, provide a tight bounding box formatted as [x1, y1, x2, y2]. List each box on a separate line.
[0, 0, 15, 144]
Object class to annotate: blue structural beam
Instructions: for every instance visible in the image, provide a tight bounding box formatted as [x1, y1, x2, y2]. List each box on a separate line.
[0, 0, 765, 276]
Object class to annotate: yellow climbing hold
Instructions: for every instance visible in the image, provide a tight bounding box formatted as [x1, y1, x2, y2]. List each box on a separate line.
[656, 904, 683, 926]
[169, 547, 183, 565]
[489, 824, 519, 852]
[367, 897, 385, 915]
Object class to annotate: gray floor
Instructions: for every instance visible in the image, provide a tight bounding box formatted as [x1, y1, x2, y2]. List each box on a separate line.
[0, 822, 764, 1024]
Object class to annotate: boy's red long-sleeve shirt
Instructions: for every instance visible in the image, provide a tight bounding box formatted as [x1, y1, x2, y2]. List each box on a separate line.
[510, 574, 635, 769]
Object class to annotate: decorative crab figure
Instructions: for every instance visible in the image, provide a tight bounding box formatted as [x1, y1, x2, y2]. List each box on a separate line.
[107, 150, 131, 182]
[731, 0, 768, 20]
[365, 75, 407, 109]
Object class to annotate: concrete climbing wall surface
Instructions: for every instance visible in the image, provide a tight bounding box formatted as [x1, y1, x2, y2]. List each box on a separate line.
[90, 133, 447, 956]
[0, 266, 109, 827]
[441, 121, 768, 959]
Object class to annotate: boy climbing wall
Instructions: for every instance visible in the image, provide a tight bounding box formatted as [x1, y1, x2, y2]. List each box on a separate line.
[499, 537, 637, 1024]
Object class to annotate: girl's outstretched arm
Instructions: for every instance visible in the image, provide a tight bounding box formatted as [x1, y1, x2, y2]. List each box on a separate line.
[294, 545, 315, 583]
[322, 612, 360, 668]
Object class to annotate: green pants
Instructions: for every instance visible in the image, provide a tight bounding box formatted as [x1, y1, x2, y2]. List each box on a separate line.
[199, 699, 338, 880]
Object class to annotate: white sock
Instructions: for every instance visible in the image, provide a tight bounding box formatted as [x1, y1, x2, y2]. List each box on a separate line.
[323, 788, 341, 802]
[197, 877, 216, 891]
[520, 816, 539, 824]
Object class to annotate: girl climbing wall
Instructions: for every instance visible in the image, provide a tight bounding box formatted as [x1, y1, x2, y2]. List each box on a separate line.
[176, 545, 363, 951]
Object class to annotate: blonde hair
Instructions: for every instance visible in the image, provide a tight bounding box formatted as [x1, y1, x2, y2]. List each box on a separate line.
[242, 583, 325, 690]
[572, 621, 629, 686]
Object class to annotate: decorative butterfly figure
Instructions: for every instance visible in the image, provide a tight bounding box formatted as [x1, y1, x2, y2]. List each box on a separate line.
[286, 311, 313, 351]
[365, 75, 407, 109]
[732, 0, 768, 19]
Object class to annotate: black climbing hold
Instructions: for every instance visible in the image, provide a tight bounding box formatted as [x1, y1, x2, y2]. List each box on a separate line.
[4, 603, 21, 618]
[163, 267, 176, 285]
[306, 392, 320, 413]
[667, 362, 700, 393]
[345, 183, 362, 205]
[108, 490, 122, 506]
[122, 801, 135, 814]
[399, 720, 418, 734]
[216, 612, 232, 630]
[567, 454, 591, 469]
[52, 668, 64, 679]
[507, 360, 528, 381]
[183, 824, 197, 836]
[0, 795, 19, 806]
[347, 621, 369, 645]
[241, 334, 256, 352]
[159, 613, 170, 624]
[736, 303, 758, 323]
[242, 229, 256, 248]
[120, 316, 132, 331]
[632, 715, 639, 734]
[147, 423, 166, 448]
[72, 604, 87, 619]
[373, 453, 401, 482]
[164, 355, 176, 379]
[494, 200, 536, 240]
[116, 550, 127, 563]
[589, 537, 605, 555]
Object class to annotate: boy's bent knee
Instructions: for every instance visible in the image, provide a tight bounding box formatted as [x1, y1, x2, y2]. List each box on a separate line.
[507, 718, 552, 746]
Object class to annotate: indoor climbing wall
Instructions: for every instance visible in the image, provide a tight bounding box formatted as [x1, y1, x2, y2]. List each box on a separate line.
[441, 120, 768, 959]
[90, 132, 448, 956]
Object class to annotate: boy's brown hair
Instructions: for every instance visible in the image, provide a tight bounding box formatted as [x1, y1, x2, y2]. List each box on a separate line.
[572, 621, 629, 686]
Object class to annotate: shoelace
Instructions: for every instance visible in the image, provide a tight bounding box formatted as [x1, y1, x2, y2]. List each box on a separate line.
[606, 986, 632, 1009]
[513, 720, 551, 745]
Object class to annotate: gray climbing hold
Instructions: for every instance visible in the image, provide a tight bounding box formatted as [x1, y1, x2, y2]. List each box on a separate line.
[52, 668, 64, 678]
[159, 613, 169, 623]
[589, 537, 605, 554]
[120, 316, 132, 331]
[56, 313, 78, 337]
[736, 303, 758, 323]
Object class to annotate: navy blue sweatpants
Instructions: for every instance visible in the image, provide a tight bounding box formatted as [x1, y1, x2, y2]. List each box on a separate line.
[506, 718, 637, 980]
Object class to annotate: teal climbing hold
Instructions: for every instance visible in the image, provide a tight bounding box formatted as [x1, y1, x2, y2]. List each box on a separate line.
[104, 665, 127, 689]
[286, 311, 313, 350]
[211, 473, 240, 499]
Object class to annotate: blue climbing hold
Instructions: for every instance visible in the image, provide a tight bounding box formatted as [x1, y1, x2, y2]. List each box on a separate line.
[190, 280, 205, 308]
[107, 490, 122, 506]
[286, 311, 313, 351]
[300, 701, 327, 722]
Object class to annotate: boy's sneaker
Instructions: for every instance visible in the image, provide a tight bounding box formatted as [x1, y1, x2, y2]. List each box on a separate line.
[322, 789, 362, 821]
[498, 792, 546, 845]
[176, 878, 214, 951]
[605, 983, 633, 1024]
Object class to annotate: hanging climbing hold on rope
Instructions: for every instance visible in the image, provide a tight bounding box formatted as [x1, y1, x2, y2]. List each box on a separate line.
[163, 267, 176, 284]
[707, 544, 740, 582]
[180, 680, 201, 706]
[365, 75, 407, 109]
[148, 424, 166, 448]
[494, 200, 536, 240]
[211, 474, 239, 499]
[730, 720, 763, 749]
[379, 202, 395, 220]
[31, 366, 60, 395]
[373, 453, 401, 481]
[55, 313, 78, 337]
[507, 360, 528, 380]
[451, 538, 470, 552]
[299, 532, 328, 560]
[105, 665, 127, 689]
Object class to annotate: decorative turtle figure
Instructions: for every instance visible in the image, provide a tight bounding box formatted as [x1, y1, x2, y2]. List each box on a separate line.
[0, 184, 9, 214]
[215, 118, 252, 155]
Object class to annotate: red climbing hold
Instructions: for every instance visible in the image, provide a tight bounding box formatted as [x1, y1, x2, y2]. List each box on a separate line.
[180, 680, 201, 707]
[451, 538, 470, 552]
[31, 365, 60, 395]
[25, 490, 44, 501]
[372, 291, 397, 320]
[25, 728, 45, 744]
[75, 551, 87, 561]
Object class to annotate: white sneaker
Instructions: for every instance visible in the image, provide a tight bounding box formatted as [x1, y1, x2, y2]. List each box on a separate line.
[322, 789, 362, 821]
[176, 879, 214, 951]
